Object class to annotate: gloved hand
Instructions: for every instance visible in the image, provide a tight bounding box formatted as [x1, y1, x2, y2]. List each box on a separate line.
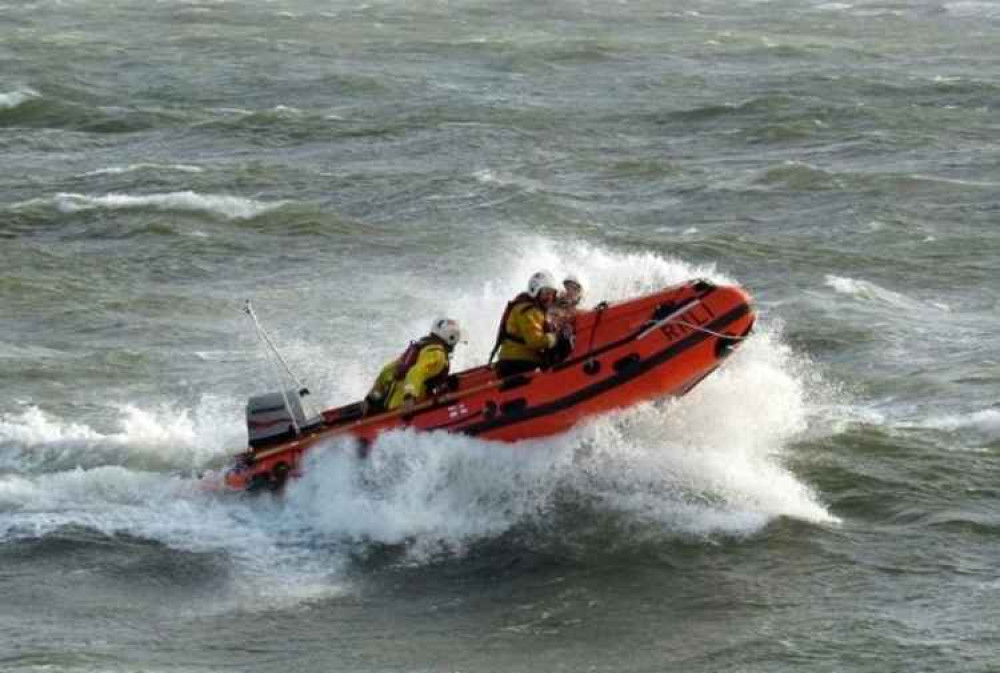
[401, 395, 416, 414]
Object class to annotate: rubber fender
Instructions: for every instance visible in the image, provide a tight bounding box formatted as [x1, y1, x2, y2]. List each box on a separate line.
[500, 398, 528, 417]
[613, 353, 641, 374]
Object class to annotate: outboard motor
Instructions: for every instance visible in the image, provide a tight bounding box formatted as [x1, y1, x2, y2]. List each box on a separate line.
[246, 390, 322, 449]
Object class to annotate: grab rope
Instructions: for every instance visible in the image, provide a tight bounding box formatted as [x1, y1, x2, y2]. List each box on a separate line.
[662, 320, 752, 341]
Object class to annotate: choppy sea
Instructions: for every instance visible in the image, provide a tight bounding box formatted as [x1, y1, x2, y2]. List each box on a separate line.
[2, 0, 999, 671]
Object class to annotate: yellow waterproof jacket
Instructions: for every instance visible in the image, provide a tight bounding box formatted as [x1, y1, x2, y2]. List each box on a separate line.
[497, 300, 557, 364]
[368, 342, 450, 410]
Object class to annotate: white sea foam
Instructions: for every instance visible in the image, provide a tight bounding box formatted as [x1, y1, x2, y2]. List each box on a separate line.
[82, 163, 205, 177]
[472, 168, 562, 195]
[0, 465, 345, 611]
[283, 322, 833, 560]
[917, 409, 1000, 439]
[0, 341, 70, 359]
[52, 191, 284, 219]
[0, 87, 38, 110]
[905, 174, 1000, 189]
[824, 274, 931, 311]
[271, 104, 303, 116]
[944, 1, 1000, 18]
[0, 401, 242, 472]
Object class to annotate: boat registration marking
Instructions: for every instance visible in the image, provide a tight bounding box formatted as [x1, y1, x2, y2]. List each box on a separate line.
[448, 403, 470, 419]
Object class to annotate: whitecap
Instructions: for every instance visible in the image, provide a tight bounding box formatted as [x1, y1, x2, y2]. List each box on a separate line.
[918, 409, 1000, 439]
[0, 87, 39, 110]
[824, 275, 927, 311]
[0, 401, 242, 472]
[0, 466, 350, 611]
[271, 104, 302, 116]
[52, 191, 285, 219]
[81, 163, 205, 177]
[944, 1, 1000, 18]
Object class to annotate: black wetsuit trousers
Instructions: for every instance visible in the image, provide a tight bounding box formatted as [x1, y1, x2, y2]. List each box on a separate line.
[494, 359, 541, 378]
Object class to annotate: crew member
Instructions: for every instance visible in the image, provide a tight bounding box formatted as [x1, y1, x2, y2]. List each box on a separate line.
[490, 270, 571, 378]
[548, 274, 584, 329]
[364, 317, 464, 414]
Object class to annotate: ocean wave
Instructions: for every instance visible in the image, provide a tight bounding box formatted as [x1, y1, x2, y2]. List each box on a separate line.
[758, 161, 841, 190]
[884, 173, 1000, 191]
[0, 87, 39, 110]
[81, 163, 205, 177]
[0, 457, 353, 606]
[208, 104, 305, 119]
[824, 275, 931, 311]
[944, 1, 1000, 18]
[665, 95, 796, 123]
[0, 402, 241, 473]
[0, 90, 174, 133]
[918, 409, 1000, 440]
[51, 191, 285, 220]
[0, 341, 70, 360]
[281, 325, 835, 562]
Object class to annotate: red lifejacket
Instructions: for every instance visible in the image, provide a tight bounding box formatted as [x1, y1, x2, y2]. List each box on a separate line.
[393, 337, 451, 395]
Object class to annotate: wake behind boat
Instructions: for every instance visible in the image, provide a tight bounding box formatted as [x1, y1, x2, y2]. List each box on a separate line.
[223, 279, 755, 492]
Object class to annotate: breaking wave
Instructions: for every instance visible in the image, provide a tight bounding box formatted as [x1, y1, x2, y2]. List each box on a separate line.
[81, 164, 205, 177]
[824, 274, 933, 311]
[915, 409, 1000, 443]
[0, 402, 242, 473]
[283, 322, 834, 562]
[0, 87, 39, 110]
[48, 191, 285, 220]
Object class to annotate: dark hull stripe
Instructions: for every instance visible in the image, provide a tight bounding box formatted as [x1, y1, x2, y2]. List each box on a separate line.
[454, 302, 750, 437]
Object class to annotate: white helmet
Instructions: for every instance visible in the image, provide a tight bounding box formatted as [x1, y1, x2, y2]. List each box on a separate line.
[527, 270, 558, 298]
[430, 317, 463, 348]
[563, 273, 582, 291]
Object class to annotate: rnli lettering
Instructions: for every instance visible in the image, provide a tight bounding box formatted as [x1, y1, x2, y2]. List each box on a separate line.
[659, 303, 715, 340]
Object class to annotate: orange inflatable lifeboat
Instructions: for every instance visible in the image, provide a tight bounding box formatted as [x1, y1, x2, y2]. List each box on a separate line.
[223, 279, 755, 492]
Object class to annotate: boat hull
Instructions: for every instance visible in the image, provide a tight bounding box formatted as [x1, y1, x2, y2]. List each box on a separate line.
[224, 279, 755, 491]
